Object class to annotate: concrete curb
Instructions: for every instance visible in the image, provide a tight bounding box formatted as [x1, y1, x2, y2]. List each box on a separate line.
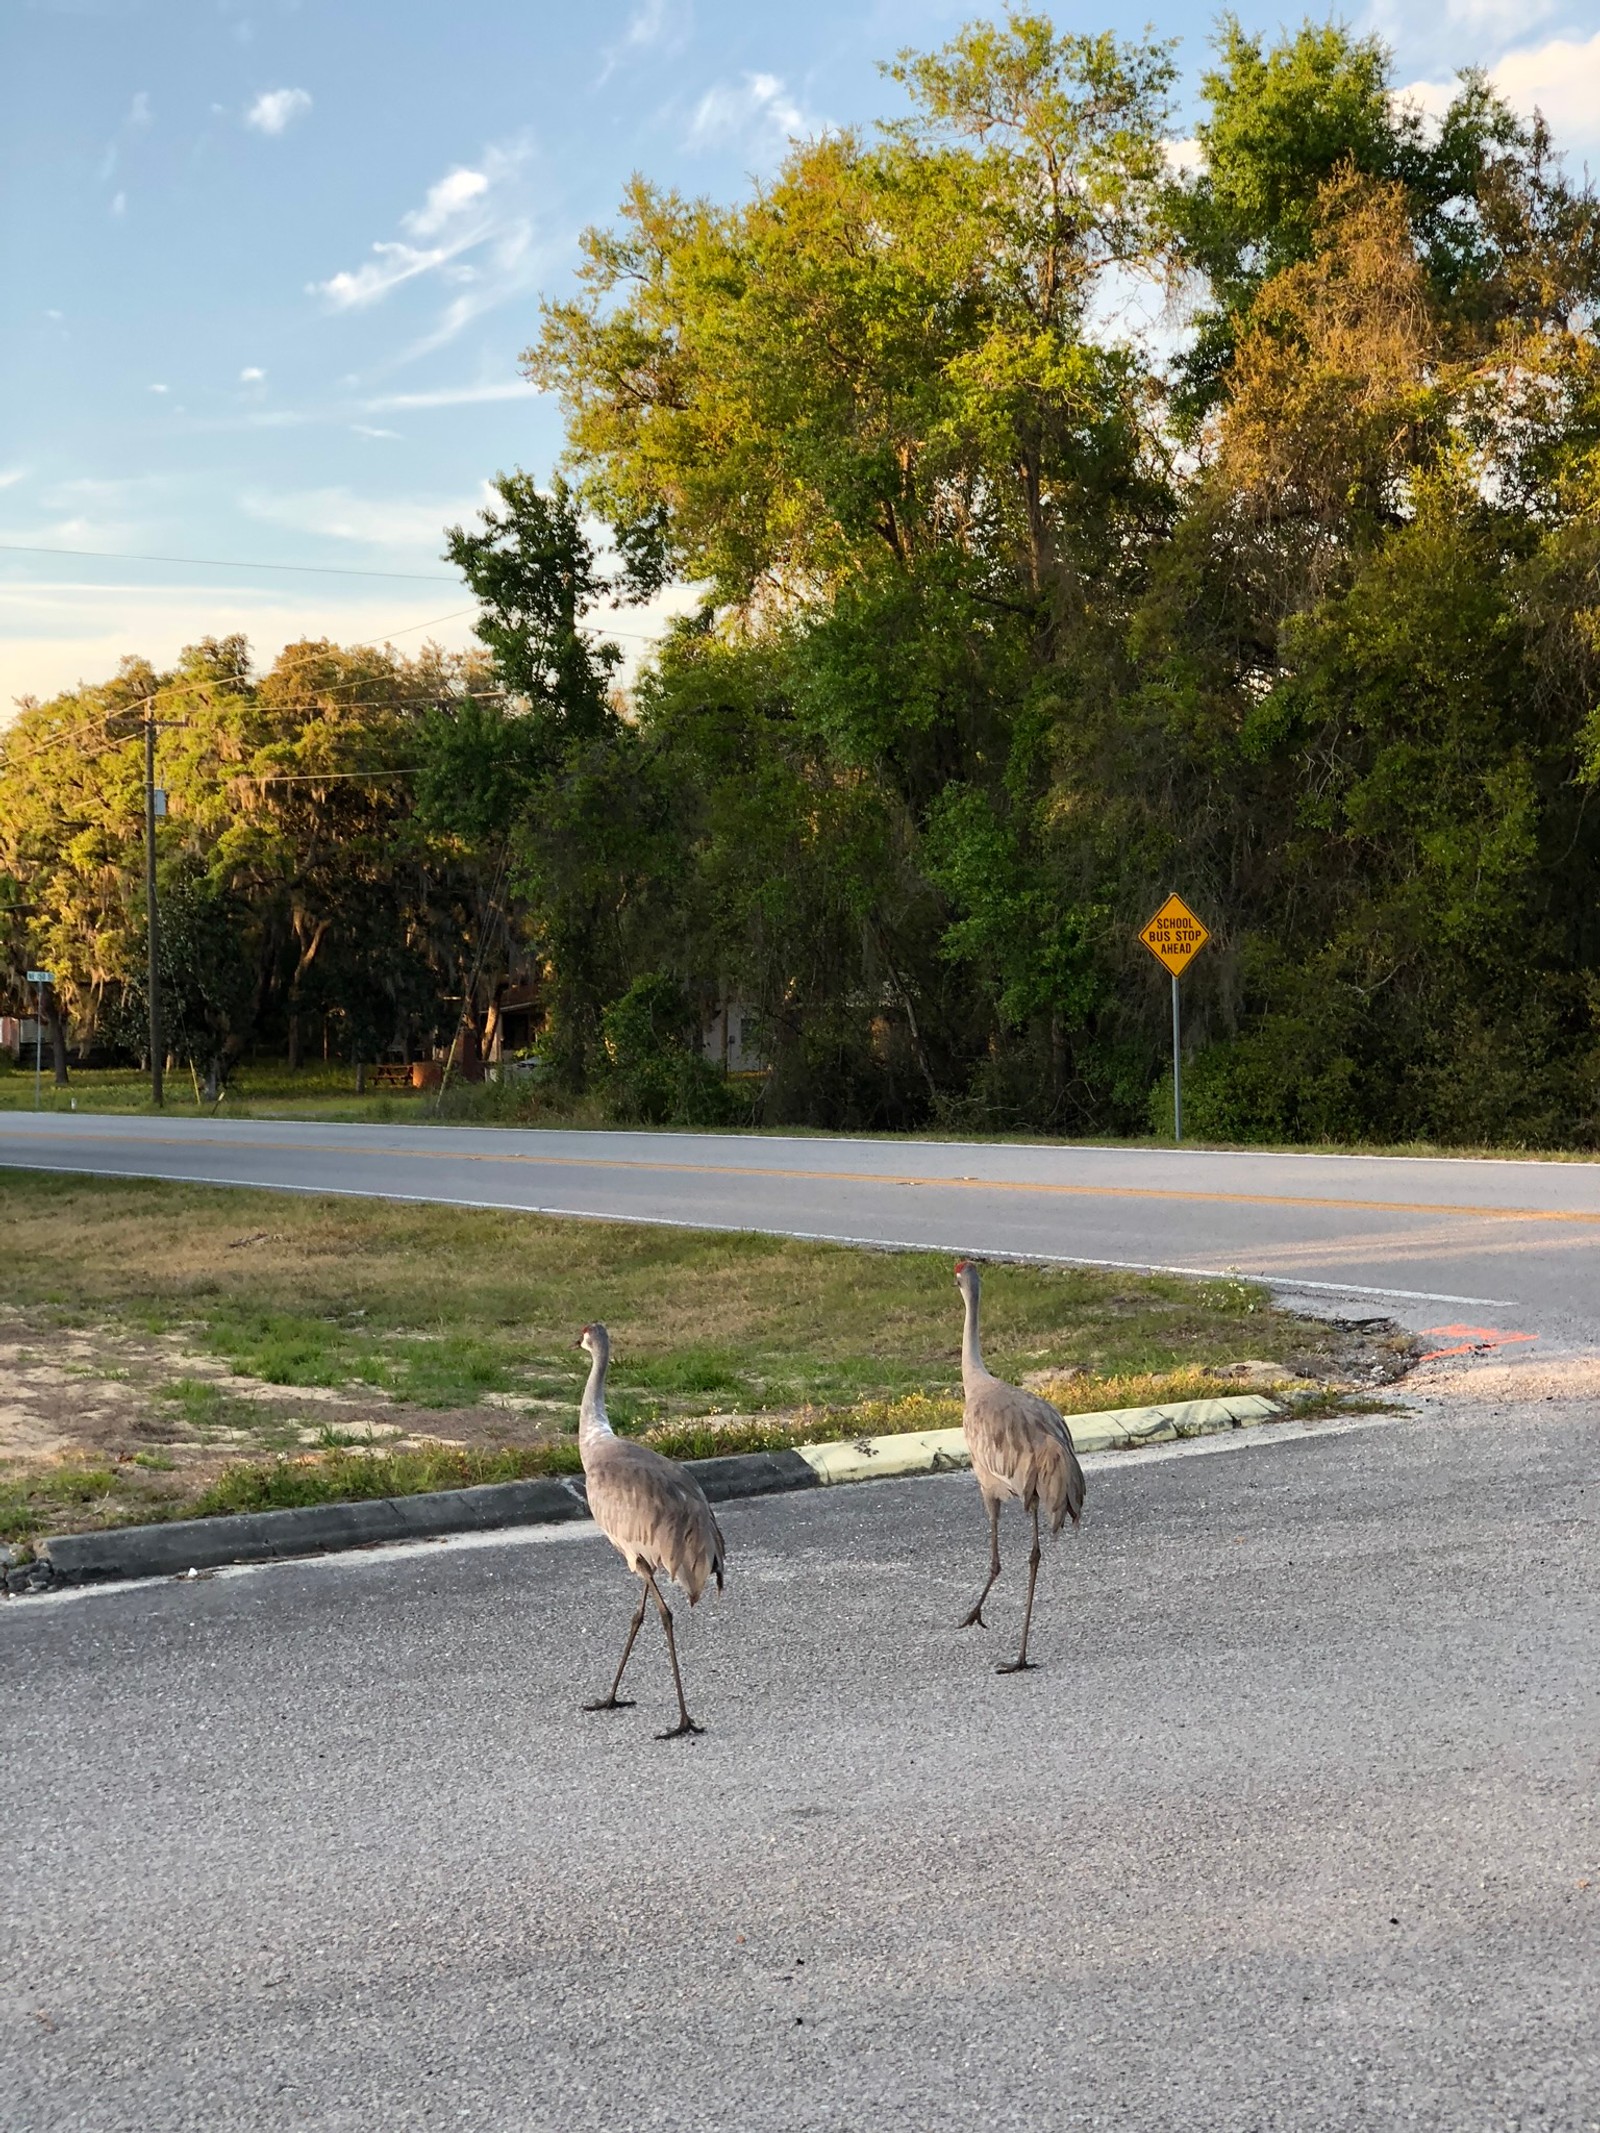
[791, 1392, 1279, 1485]
[7, 1395, 1280, 1596]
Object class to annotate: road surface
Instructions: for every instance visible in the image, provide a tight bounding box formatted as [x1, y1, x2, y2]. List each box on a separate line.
[4, 1386, 1597, 2131]
[0, 1113, 1596, 1338]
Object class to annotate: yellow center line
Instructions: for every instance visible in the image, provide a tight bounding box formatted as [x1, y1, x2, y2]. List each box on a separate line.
[7, 1127, 1600, 1226]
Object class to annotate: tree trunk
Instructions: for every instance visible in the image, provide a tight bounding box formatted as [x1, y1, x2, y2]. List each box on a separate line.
[46, 997, 70, 1086]
[287, 1011, 300, 1070]
[355, 1057, 366, 1096]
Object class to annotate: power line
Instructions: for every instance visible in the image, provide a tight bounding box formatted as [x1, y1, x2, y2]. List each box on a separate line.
[0, 680, 515, 773]
[0, 541, 462, 583]
[0, 542, 690, 637]
[1, 544, 683, 643]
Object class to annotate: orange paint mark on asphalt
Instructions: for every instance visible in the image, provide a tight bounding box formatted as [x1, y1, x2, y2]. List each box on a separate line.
[1418, 1323, 1539, 1361]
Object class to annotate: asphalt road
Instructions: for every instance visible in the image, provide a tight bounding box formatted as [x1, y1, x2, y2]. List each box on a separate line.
[4, 1393, 1597, 2131]
[1, 1113, 1597, 1339]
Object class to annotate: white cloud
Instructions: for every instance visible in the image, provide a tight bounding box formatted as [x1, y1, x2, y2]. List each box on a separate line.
[393, 223, 539, 363]
[309, 140, 541, 356]
[622, 0, 673, 50]
[1443, 0, 1557, 32]
[314, 239, 466, 311]
[1401, 30, 1600, 156]
[239, 366, 266, 383]
[351, 424, 401, 439]
[1488, 31, 1600, 152]
[99, 88, 153, 184]
[1164, 136, 1203, 175]
[689, 71, 812, 156]
[245, 87, 312, 137]
[110, 191, 127, 218]
[240, 482, 492, 551]
[363, 380, 539, 411]
[148, 382, 168, 394]
[402, 167, 490, 238]
[600, 0, 689, 81]
[0, 469, 26, 491]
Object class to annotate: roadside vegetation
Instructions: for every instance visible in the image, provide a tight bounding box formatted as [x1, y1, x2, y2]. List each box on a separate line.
[0, 1173, 1400, 1545]
[8, 1057, 1600, 1166]
[5, 16, 1600, 1150]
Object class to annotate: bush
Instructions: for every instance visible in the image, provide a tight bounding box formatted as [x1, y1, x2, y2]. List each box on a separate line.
[599, 974, 750, 1126]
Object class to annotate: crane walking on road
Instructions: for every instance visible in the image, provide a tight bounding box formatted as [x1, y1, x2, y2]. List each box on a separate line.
[954, 1259, 1085, 1673]
[576, 1322, 726, 1739]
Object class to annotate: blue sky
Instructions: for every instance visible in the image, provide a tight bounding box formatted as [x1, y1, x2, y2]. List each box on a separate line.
[4, 0, 1599, 710]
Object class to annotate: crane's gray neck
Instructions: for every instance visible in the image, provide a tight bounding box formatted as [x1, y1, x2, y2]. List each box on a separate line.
[960, 1276, 987, 1385]
[579, 1333, 614, 1441]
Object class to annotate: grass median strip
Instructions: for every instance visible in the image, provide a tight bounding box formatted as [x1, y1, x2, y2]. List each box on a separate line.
[0, 1171, 1409, 1549]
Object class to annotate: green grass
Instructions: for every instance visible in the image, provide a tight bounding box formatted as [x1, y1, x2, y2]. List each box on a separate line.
[185, 1440, 583, 1518]
[0, 1171, 1311, 1422]
[0, 1170, 1384, 1547]
[0, 1462, 123, 1541]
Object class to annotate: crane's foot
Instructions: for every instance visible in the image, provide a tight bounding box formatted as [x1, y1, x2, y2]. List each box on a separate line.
[996, 1658, 1038, 1675]
[656, 1717, 705, 1740]
[959, 1606, 987, 1629]
[583, 1695, 636, 1712]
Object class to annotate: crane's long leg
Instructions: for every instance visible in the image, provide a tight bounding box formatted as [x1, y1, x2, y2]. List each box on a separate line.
[644, 1568, 704, 1740]
[584, 1579, 649, 1712]
[998, 1503, 1042, 1675]
[960, 1495, 1003, 1628]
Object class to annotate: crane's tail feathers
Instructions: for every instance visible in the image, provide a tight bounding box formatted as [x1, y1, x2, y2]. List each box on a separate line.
[1044, 1447, 1087, 1534]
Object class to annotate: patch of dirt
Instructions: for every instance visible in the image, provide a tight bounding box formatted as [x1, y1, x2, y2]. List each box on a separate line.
[1280, 1316, 1419, 1392]
[1411, 1349, 1600, 1407]
[0, 1311, 567, 1482]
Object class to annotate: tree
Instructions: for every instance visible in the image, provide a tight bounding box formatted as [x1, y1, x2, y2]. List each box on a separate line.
[426, 474, 634, 1089]
[1164, 17, 1549, 424]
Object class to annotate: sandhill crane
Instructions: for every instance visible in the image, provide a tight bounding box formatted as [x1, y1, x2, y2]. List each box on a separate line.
[575, 1322, 726, 1739]
[954, 1259, 1085, 1673]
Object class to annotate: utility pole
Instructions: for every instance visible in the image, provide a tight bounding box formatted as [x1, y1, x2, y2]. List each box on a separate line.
[144, 711, 163, 1107]
[128, 701, 185, 1108]
[25, 967, 54, 1112]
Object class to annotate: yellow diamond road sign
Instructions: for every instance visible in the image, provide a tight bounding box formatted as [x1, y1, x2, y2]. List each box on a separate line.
[1139, 894, 1210, 977]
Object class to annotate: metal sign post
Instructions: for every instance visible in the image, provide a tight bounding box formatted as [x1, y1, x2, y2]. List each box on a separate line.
[26, 969, 53, 1111]
[1171, 971, 1182, 1141]
[1137, 897, 1210, 1143]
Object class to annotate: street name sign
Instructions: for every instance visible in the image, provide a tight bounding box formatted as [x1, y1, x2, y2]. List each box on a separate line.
[1138, 896, 1210, 978]
[26, 969, 54, 985]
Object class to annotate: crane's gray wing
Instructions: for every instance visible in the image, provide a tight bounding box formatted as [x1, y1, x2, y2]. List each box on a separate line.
[584, 1440, 726, 1604]
[965, 1380, 1086, 1532]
